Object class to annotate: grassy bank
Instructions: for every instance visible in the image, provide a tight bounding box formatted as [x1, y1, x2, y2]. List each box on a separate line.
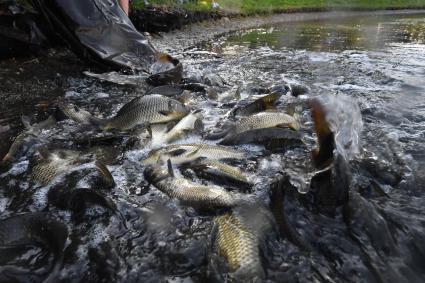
[132, 0, 425, 13]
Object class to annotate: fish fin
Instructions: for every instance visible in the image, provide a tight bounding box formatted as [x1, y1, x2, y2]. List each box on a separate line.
[177, 90, 192, 104]
[167, 159, 175, 178]
[275, 122, 300, 131]
[285, 105, 296, 116]
[36, 146, 50, 160]
[209, 222, 219, 252]
[95, 161, 115, 188]
[194, 119, 204, 133]
[168, 148, 187, 156]
[261, 92, 281, 107]
[21, 115, 31, 129]
[88, 116, 108, 129]
[166, 121, 178, 132]
[264, 106, 278, 111]
[185, 147, 201, 158]
[205, 129, 229, 140]
[234, 86, 241, 100]
[158, 110, 172, 116]
[145, 123, 153, 137]
[369, 180, 390, 198]
[2, 153, 12, 161]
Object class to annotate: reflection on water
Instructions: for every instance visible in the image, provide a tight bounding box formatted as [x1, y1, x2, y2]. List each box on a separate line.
[226, 13, 425, 51]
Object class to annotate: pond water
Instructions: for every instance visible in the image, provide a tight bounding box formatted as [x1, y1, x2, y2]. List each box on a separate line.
[0, 11, 425, 283]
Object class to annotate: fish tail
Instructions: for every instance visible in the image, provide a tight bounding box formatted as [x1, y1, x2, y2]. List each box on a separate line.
[95, 160, 115, 188]
[2, 153, 12, 161]
[88, 116, 109, 129]
[204, 129, 229, 140]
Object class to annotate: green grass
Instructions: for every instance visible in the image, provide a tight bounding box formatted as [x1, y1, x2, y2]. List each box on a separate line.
[131, 0, 212, 11]
[132, 0, 425, 13]
[229, 0, 425, 13]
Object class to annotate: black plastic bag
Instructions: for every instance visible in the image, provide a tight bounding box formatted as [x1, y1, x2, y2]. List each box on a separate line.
[30, 0, 156, 71]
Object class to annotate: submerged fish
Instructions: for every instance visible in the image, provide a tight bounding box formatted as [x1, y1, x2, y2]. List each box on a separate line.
[146, 85, 184, 97]
[83, 71, 148, 86]
[163, 110, 204, 143]
[184, 159, 250, 187]
[31, 148, 81, 185]
[0, 212, 68, 283]
[214, 212, 265, 281]
[144, 164, 237, 208]
[2, 115, 56, 161]
[63, 95, 188, 130]
[142, 143, 245, 165]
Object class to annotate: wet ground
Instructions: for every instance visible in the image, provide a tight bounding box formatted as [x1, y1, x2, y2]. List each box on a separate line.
[1, 11, 425, 283]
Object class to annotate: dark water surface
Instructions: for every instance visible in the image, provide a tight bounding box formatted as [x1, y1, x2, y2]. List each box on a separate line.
[0, 12, 425, 283]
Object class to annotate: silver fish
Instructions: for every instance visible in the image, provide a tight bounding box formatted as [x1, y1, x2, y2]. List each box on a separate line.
[209, 111, 299, 141]
[144, 164, 237, 208]
[62, 103, 99, 125]
[62, 95, 188, 130]
[142, 143, 245, 165]
[186, 160, 250, 187]
[3, 116, 56, 161]
[163, 111, 204, 143]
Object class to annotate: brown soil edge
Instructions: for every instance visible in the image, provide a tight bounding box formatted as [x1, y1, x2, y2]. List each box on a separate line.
[149, 9, 425, 54]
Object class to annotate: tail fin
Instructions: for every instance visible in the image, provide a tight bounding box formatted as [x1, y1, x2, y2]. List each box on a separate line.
[61, 103, 107, 128]
[21, 115, 32, 129]
[204, 129, 230, 140]
[95, 161, 115, 188]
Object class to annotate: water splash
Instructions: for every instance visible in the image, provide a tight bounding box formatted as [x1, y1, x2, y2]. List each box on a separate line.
[313, 94, 363, 161]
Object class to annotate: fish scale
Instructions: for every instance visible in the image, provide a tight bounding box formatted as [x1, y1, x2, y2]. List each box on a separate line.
[233, 112, 299, 135]
[162, 178, 236, 207]
[144, 166, 237, 208]
[143, 143, 245, 165]
[105, 95, 187, 130]
[189, 160, 249, 185]
[215, 213, 264, 279]
[63, 95, 188, 130]
[31, 150, 80, 185]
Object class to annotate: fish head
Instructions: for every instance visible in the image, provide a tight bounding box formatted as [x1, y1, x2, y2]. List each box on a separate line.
[142, 148, 162, 165]
[144, 164, 170, 184]
[166, 99, 190, 120]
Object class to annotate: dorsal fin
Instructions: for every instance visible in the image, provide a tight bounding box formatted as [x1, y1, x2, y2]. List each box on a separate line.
[36, 146, 50, 160]
[167, 159, 175, 177]
[21, 115, 31, 129]
[95, 160, 115, 188]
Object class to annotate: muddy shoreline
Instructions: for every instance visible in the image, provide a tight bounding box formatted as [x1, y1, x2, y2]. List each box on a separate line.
[150, 9, 425, 53]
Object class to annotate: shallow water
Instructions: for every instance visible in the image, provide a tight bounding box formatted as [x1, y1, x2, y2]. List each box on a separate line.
[1, 12, 425, 283]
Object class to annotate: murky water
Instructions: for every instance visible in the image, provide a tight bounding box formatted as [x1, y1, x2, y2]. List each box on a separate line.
[1, 12, 425, 283]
